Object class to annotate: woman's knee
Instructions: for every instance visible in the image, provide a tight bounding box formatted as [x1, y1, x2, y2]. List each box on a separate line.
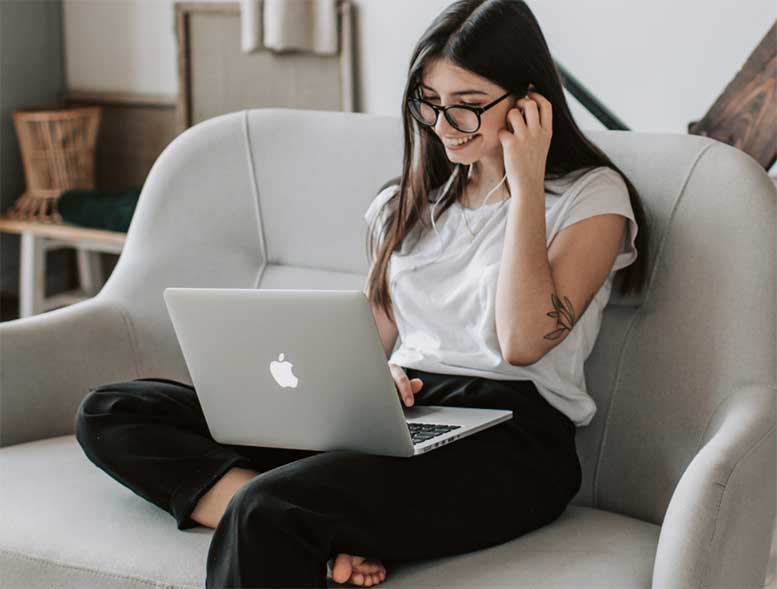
[544, 455, 582, 522]
[77, 378, 192, 422]
[76, 381, 134, 423]
[74, 380, 166, 452]
[74, 385, 126, 458]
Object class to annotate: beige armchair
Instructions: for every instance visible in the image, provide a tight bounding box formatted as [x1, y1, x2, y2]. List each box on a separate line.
[1, 108, 775, 588]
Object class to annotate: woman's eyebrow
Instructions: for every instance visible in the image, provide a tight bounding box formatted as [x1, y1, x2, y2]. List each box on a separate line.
[419, 83, 488, 96]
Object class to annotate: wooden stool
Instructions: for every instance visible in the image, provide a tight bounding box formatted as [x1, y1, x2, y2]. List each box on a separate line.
[0, 216, 125, 318]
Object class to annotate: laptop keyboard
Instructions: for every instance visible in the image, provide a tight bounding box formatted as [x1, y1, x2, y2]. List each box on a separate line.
[408, 422, 462, 445]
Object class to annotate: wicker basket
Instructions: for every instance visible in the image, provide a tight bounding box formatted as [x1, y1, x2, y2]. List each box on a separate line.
[9, 106, 102, 223]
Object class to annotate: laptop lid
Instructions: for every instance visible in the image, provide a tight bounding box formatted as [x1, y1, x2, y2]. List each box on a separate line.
[162, 288, 415, 456]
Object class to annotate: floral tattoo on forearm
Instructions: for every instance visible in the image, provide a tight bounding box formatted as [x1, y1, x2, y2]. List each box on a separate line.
[544, 292, 594, 340]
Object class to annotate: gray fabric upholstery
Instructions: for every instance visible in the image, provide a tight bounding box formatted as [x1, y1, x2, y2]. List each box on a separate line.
[0, 108, 774, 588]
[0, 434, 659, 589]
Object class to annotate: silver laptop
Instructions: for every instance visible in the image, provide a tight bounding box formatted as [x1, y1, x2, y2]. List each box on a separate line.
[162, 287, 513, 458]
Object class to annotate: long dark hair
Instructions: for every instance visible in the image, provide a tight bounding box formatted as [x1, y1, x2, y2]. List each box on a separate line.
[366, 0, 650, 325]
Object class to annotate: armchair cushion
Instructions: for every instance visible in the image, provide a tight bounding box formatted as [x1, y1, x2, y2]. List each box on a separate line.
[0, 435, 660, 589]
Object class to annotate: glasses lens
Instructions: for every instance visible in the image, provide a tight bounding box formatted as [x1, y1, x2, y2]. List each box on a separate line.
[446, 107, 479, 133]
[408, 99, 436, 126]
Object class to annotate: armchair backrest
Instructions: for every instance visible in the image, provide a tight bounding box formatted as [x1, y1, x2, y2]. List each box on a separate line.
[98, 108, 776, 526]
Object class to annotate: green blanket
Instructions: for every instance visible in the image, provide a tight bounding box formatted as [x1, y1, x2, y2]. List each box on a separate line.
[56, 186, 142, 233]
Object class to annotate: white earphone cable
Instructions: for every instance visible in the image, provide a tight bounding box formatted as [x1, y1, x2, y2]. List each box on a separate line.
[430, 163, 508, 246]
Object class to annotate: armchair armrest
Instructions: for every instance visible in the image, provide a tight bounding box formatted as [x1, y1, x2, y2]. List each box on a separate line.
[652, 384, 777, 589]
[0, 298, 139, 448]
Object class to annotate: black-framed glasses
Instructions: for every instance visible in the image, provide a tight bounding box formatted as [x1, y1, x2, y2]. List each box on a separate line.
[407, 90, 512, 134]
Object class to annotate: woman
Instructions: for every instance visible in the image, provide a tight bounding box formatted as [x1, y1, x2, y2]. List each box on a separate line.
[75, 0, 650, 587]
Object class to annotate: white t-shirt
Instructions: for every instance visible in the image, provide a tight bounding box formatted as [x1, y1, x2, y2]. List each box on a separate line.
[364, 165, 639, 427]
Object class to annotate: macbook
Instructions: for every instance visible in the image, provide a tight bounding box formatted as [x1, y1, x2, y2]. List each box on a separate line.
[162, 287, 513, 457]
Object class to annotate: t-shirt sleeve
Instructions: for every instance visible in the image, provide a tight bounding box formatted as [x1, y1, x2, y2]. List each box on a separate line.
[553, 167, 639, 273]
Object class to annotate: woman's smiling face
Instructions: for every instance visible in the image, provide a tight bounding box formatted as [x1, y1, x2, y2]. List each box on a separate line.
[419, 58, 514, 165]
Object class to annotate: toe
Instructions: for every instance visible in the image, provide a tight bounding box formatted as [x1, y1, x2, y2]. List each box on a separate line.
[332, 553, 353, 584]
[356, 558, 383, 574]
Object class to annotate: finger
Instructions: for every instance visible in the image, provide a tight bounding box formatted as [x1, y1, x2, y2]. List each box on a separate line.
[541, 98, 552, 133]
[520, 98, 541, 131]
[401, 376, 414, 406]
[527, 89, 552, 131]
[507, 107, 526, 135]
[389, 365, 413, 406]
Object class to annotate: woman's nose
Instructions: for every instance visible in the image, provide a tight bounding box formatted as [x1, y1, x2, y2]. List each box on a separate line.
[434, 111, 457, 135]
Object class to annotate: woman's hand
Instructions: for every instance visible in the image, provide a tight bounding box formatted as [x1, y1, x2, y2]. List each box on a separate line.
[497, 83, 553, 198]
[388, 363, 423, 407]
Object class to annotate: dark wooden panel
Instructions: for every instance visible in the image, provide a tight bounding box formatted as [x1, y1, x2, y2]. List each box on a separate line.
[57, 93, 178, 297]
[64, 96, 178, 190]
[688, 22, 777, 170]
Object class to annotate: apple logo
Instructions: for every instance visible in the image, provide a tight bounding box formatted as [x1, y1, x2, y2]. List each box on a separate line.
[270, 353, 298, 388]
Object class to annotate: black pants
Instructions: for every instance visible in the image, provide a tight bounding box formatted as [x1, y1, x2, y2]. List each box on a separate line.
[75, 368, 581, 589]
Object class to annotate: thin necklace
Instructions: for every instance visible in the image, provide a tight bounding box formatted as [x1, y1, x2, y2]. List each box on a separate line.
[459, 171, 509, 237]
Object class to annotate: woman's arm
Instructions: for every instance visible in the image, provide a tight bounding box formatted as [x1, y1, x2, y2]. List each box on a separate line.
[495, 190, 625, 365]
[363, 288, 399, 360]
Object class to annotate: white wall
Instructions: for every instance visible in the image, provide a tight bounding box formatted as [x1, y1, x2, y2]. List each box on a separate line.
[63, 0, 776, 170]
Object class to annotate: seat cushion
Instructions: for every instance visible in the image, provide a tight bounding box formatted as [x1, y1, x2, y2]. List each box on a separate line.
[0, 436, 660, 588]
[359, 506, 660, 589]
[0, 435, 209, 589]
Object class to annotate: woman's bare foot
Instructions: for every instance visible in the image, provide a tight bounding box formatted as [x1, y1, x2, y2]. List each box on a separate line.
[331, 553, 387, 586]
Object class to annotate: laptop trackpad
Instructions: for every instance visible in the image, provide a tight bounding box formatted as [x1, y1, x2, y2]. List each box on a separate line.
[403, 405, 465, 422]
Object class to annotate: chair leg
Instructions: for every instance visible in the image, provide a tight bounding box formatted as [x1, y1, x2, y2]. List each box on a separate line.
[77, 248, 104, 296]
[19, 232, 45, 318]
